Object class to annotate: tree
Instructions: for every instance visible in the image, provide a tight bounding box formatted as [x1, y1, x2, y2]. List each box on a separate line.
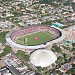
[16, 50, 29, 62]
[45, 72, 50, 75]
[0, 31, 8, 43]
[36, 67, 50, 75]
[56, 56, 64, 64]
[23, 54, 29, 62]
[55, 70, 62, 75]
[36, 67, 42, 75]
[16, 50, 25, 59]
[63, 54, 71, 63]
[66, 68, 75, 74]
[39, 0, 56, 4]
[41, 20, 53, 25]
[71, 47, 75, 51]
[0, 45, 11, 57]
[72, 43, 75, 47]
[52, 45, 62, 53]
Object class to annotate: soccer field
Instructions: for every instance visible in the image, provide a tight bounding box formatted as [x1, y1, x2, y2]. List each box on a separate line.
[16, 31, 55, 46]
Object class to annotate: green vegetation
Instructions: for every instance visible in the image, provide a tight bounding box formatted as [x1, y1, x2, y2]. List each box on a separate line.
[61, 25, 72, 29]
[55, 19, 63, 24]
[39, 0, 55, 4]
[0, 31, 8, 43]
[63, 0, 70, 6]
[56, 56, 64, 64]
[16, 50, 25, 59]
[63, 45, 71, 51]
[66, 68, 75, 74]
[71, 47, 75, 51]
[72, 43, 75, 47]
[16, 31, 55, 46]
[10, 25, 15, 28]
[52, 45, 62, 53]
[41, 13, 50, 17]
[71, 43, 75, 51]
[37, 67, 42, 73]
[16, 50, 29, 62]
[54, 70, 62, 75]
[39, 0, 63, 5]
[45, 72, 50, 75]
[64, 54, 71, 59]
[0, 45, 11, 57]
[12, 11, 23, 17]
[17, 3, 25, 7]
[2, 0, 13, 2]
[62, 53, 71, 63]
[41, 20, 53, 25]
[36, 67, 49, 75]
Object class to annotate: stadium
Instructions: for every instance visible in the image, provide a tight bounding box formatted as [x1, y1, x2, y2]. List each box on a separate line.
[5, 25, 66, 52]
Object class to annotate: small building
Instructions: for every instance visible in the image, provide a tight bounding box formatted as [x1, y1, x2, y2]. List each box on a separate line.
[71, 58, 75, 64]
[52, 22, 65, 28]
[60, 63, 72, 72]
[0, 61, 6, 69]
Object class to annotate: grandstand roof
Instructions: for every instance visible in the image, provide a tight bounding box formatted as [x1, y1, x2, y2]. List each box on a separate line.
[52, 22, 65, 28]
[30, 49, 57, 67]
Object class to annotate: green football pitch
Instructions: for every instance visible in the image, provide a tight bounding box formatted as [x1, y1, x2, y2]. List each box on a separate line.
[16, 31, 55, 46]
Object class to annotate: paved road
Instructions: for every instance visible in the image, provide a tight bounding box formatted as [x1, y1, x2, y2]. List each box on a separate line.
[6, 65, 21, 75]
[64, 25, 75, 31]
[4, 60, 21, 75]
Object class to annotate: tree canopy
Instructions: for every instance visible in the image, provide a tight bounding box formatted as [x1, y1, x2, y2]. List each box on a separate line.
[16, 50, 29, 62]
[0, 45, 11, 57]
[0, 31, 8, 43]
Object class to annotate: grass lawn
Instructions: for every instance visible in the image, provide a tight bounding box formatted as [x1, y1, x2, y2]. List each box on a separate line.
[0, 31, 8, 43]
[0, 45, 11, 57]
[16, 31, 55, 46]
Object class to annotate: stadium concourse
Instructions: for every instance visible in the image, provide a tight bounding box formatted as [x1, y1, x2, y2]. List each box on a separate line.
[5, 25, 66, 53]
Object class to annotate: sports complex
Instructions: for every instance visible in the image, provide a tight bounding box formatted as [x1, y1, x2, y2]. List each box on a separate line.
[5, 25, 66, 51]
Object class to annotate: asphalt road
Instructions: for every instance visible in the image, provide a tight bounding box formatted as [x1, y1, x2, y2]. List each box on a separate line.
[6, 65, 21, 75]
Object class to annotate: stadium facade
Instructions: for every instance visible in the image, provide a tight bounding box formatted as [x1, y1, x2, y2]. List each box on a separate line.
[5, 25, 66, 53]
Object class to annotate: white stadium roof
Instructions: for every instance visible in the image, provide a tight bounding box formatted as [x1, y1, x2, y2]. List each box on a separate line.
[30, 49, 57, 67]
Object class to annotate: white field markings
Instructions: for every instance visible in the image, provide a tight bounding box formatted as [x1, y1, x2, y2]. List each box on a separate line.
[14, 30, 43, 42]
[14, 30, 55, 44]
[15, 30, 54, 41]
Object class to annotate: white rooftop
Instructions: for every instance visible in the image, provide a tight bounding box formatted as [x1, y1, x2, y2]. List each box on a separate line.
[30, 49, 57, 67]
